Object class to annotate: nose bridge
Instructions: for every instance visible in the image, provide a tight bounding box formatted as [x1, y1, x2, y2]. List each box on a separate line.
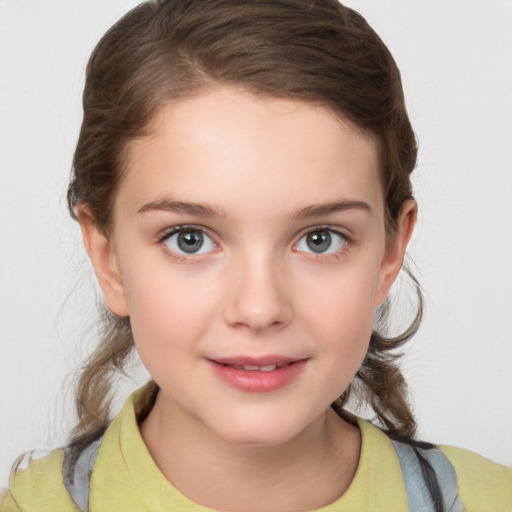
[224, 246, 293, 331]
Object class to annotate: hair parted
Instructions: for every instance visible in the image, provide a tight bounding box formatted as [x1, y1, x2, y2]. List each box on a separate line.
[68, 0, 421, 450]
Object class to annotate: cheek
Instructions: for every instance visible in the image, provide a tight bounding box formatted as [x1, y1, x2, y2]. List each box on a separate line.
[296, 262, 379, 373]
[121, 264, 220, 356]
[299, 262, 378, 331]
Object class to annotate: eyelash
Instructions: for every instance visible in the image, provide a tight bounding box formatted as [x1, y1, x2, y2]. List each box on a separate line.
[294, 226, 351, 262]
[156, 224, 352, 263]
[156, 225, 217, 264]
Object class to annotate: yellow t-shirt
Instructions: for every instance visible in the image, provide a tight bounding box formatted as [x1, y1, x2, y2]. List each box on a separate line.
[2, 385, 511, 511]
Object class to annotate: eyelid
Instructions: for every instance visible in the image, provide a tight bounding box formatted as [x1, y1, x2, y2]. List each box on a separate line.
[155, 224, 351, 262]
[156, 224, 219, 261]
[156, 224, 214, 243]
[296, 225, 351, 242]
[293, 225, 351, 256]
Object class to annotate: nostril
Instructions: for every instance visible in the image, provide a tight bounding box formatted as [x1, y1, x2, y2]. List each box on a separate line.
[222, 262, 294, 330]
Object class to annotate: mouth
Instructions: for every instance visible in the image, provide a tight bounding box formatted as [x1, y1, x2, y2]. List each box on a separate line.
[217, 362, 292, 372]
[210, 355, 306, 370]
[207, 356, 308, 392]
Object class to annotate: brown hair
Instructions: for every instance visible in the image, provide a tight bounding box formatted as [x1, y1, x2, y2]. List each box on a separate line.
[68, 0, 421, 449]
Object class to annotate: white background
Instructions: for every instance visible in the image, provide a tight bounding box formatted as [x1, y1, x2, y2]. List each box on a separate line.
[1, 0, 511, 488]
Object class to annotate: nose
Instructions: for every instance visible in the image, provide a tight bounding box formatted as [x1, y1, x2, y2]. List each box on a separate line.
[223, 252, 294, 332]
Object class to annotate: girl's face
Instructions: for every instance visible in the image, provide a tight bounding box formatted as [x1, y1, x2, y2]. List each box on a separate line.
[83, 87, 413, 446]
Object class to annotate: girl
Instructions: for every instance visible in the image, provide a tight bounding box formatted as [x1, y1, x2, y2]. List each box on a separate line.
[1, 1, 510, 511]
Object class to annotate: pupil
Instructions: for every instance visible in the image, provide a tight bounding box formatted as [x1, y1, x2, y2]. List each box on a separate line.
[307, 231, 331, 253]
[178, 231, 203, 253]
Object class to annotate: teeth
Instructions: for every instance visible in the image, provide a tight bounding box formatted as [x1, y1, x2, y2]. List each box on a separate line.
[259, 364, 278, 372]
[233, 363, 280, 371]
[243, 365, 260, 371]
[224, 362, 293, 371]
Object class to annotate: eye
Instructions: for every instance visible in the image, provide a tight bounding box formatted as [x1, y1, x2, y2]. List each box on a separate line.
[295, 228, 346, 254]
[162, 227, 216, 256]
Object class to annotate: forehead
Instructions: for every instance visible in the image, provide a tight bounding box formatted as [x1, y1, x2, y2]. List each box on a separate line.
[117, 87, 383, 221]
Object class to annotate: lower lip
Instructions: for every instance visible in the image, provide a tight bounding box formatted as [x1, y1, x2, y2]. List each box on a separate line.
[208, 360, 307, 393]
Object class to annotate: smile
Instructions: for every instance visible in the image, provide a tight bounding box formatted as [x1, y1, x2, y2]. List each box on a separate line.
[208, 357, 308, 392]
[220, 362, 291, 372]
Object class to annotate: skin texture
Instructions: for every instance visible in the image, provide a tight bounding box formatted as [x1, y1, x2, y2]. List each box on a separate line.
[78, 86, 416, 511]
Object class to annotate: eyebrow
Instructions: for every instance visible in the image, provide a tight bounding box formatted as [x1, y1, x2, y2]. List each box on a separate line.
[292, 200, 372, 219]
[137, 199, 225, 218]
[137, 197, 371, 219]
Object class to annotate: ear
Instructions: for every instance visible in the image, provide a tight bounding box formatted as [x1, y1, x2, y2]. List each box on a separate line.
[374, 200, 417, 306]
[77, 205, 129, 316]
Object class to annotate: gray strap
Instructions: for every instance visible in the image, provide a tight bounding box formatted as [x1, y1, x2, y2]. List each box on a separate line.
[62, 437, 102, 512]
[60, 434, 466, 511]
[391, 439, 466, 512]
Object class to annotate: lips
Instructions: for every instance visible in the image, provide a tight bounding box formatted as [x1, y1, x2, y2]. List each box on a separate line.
[218, 362, 291, 372]
[231, 363, 290, 372]
[207, 356, 308, 392]
[211, 355, 301, 366]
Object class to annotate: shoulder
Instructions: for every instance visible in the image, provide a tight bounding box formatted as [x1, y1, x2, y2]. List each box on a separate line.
[356, 418, 512, 512]
[1, 383, 156, 512]
[1, 449, 79, 512]
[439, 444, 512, 512]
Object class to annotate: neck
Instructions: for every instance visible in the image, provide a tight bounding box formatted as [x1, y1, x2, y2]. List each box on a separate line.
[140, 393, 361, 512]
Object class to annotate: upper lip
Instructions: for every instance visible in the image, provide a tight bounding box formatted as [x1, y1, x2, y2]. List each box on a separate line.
[209, 355, 307, 366]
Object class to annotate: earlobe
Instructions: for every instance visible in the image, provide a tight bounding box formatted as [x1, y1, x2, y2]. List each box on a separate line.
[375, 200, 417, 306]
[76, 205, 129, 317]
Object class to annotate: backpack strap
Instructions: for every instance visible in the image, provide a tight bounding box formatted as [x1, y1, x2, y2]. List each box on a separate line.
[391, 439, 466, 512]
[62, 437, 103, 512]
[61, 432, 467, 512]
